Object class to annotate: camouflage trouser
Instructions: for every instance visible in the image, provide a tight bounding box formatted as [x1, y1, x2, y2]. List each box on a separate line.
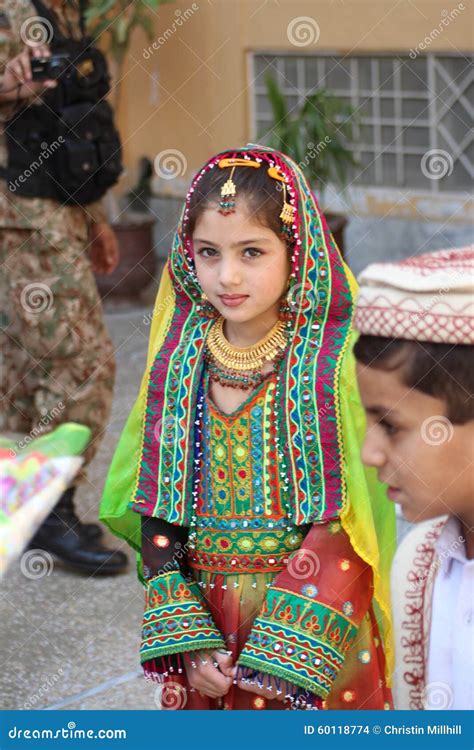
[0, 227, 116, 486]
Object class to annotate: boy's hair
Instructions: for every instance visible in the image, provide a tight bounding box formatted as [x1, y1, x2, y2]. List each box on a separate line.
[185, 158, 294, 250]
[354, 335, 474, 424]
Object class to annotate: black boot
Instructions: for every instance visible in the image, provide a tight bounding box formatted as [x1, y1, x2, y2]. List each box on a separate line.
[28, 489, 129, 575]
[47, 487, 103, 541]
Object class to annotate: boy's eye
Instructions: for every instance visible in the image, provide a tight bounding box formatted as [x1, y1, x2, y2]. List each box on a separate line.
[380, 419, 398, 436]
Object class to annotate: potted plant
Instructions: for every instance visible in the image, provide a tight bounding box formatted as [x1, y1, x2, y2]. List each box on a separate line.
[85, 0, 173, 298]
[262, 75, 360, 256]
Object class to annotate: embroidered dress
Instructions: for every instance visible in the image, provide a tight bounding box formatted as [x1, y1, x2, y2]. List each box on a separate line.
[139, 367, 391, 709]
[99, 144, 396, 710]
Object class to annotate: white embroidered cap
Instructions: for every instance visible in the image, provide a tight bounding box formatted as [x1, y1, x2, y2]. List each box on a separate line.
[355, 246, 474, 344]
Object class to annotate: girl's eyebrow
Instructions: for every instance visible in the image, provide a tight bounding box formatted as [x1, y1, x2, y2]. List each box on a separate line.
[193, 238, 269, 247]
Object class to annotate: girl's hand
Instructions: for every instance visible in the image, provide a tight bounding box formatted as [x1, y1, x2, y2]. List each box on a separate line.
[183, 649, 233, 699]
[232, 666, 287, 703]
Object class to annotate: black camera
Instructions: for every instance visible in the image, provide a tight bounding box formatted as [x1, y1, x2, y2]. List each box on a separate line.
[31, 54, 70, 81]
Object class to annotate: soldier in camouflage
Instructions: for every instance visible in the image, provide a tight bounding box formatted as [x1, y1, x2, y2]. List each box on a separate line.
[0, 0, 128, 574]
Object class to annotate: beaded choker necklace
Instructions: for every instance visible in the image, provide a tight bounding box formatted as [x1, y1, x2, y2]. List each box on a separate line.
[204, 316, 288, 390]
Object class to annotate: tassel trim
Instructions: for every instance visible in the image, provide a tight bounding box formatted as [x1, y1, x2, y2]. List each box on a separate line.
[143, 653, 184, 683]
[233, 664, 323, 710]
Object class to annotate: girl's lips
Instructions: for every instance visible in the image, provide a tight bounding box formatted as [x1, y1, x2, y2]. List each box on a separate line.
[218, 295, 249, 307]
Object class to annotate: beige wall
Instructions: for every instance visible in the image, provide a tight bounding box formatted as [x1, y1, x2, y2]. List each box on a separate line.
[115, 0, 472, 190]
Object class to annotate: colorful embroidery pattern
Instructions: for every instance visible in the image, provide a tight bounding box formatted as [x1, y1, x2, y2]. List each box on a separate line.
[238, 587, 357, 696]
[188, 372, 305, 574]
[140, 571, 225, 663]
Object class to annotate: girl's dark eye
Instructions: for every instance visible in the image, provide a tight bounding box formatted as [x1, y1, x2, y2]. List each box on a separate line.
[196, 247, 218, 258]
[195, 247, 262, 258]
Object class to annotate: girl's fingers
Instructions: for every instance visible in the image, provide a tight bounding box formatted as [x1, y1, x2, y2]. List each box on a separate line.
[199, 663, 232, 693]
[184, 649, 232, 696]
[193, 676, 230, 698]
[212, 650, 233, 676]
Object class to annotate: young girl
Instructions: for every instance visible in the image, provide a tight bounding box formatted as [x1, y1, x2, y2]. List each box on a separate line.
[99, 145, 395, 710]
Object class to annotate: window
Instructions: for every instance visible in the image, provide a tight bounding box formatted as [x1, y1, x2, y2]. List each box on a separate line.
[251, 53, 473, 193]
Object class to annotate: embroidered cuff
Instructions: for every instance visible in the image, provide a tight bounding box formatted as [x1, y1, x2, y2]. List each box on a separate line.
[237, 587, 357, 697]
[140, 570, 225, 667]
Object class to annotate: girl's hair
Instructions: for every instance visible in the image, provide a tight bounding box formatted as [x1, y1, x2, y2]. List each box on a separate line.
[185, 161, 295, 250]
[354, 335, 474, 424]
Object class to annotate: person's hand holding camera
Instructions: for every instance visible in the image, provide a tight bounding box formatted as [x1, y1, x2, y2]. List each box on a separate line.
[0, 43, 57, 103]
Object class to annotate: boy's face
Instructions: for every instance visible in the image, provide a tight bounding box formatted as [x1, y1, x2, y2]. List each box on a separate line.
[356, 361, 474, 524]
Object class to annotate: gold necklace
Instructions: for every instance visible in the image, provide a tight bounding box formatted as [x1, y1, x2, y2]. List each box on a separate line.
[206, 316, 288, 372]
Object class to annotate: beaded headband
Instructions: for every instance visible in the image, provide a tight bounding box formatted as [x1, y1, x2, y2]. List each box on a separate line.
[217, 157, 296, 240]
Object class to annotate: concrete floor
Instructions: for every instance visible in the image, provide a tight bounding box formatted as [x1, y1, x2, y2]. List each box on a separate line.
[0, 282, 165, 711]
[0, 266, 410, 711]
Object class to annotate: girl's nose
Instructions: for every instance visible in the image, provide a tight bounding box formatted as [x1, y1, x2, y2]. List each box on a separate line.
[361, 426, 387, 469]
[219, 259, 242, 287]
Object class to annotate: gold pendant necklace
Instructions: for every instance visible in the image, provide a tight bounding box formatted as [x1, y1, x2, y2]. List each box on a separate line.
[206, 316, 288, 373]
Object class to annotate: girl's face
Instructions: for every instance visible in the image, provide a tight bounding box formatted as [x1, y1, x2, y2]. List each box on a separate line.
[192, 203, 291, 332]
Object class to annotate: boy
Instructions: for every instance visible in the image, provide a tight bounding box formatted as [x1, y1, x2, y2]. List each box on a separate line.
[353, 246, 473, 710]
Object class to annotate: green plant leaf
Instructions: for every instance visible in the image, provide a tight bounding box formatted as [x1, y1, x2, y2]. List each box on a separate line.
[262, 77, 360, 189]
[85, 0, 117, 22]
[138, 13, 155, 41]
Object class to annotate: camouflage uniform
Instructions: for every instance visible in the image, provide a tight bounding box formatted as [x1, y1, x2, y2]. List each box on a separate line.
[0, 0, 115, 485]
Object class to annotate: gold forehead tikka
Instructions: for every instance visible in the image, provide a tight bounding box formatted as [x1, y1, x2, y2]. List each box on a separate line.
[217, 159, 296, 235]
[218, 158, 261, 214]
